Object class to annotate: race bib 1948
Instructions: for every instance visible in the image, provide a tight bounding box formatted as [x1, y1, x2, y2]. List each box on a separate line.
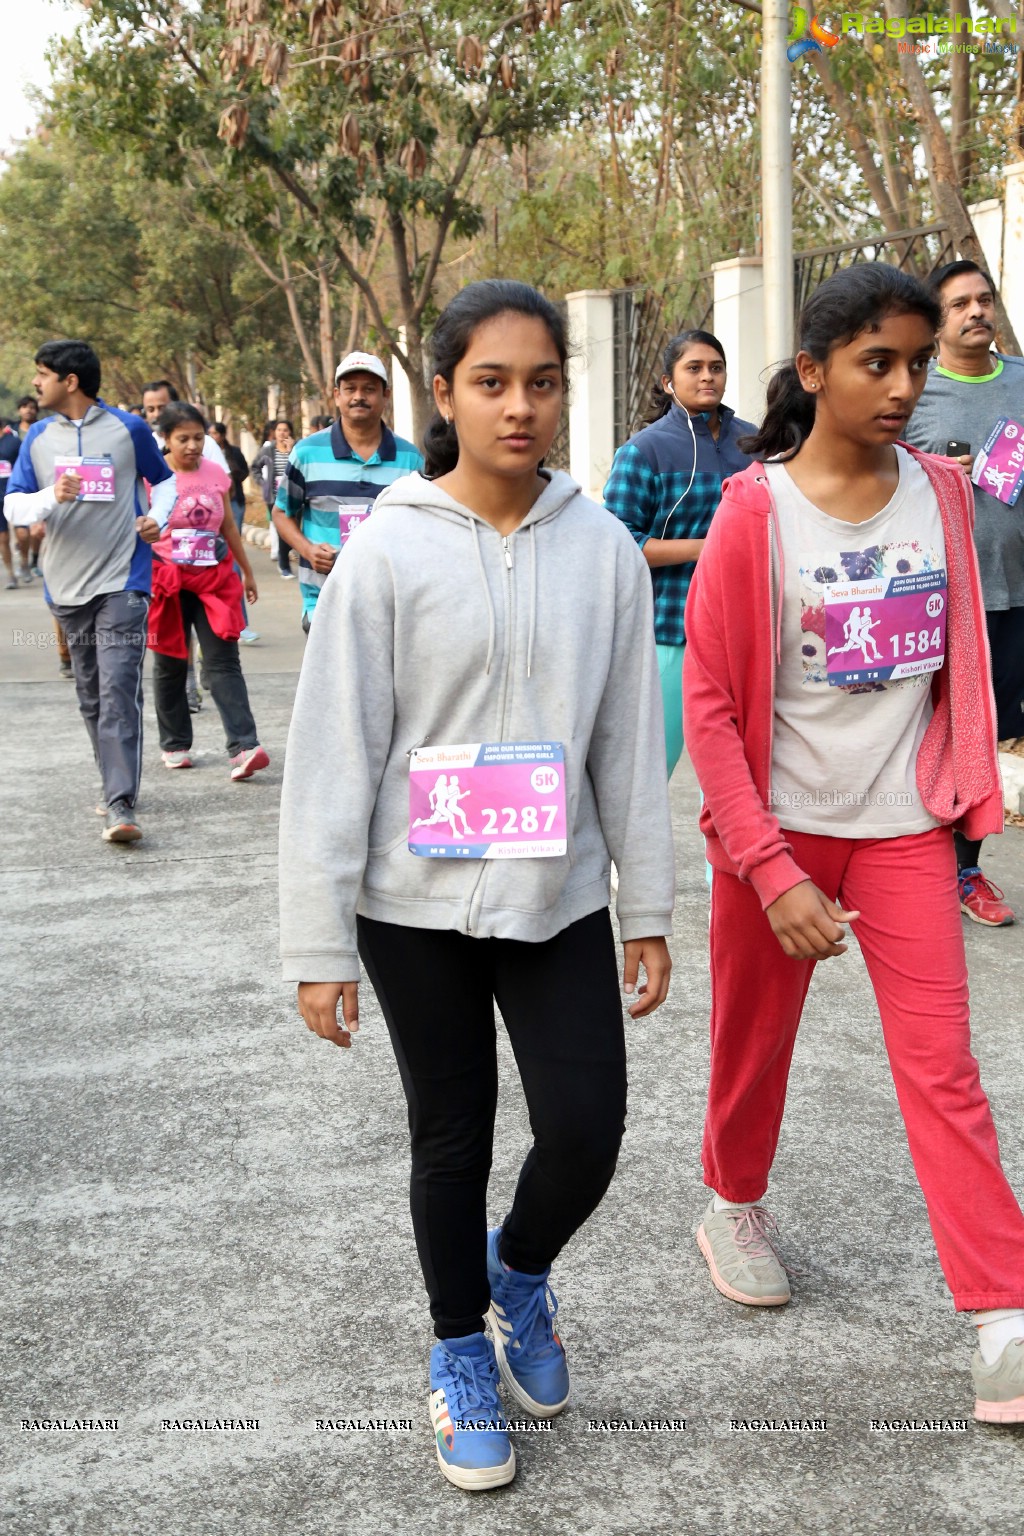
[409, 742, 567, 859]
[171, 528, 218, 566]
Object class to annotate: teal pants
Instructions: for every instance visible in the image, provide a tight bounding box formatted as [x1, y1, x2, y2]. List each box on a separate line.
[658, 640, 712, 888]
[657, 642, 685, 779]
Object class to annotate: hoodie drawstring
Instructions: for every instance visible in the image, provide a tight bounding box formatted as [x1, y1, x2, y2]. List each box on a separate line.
[526, 522, 537, 681]
[470, 517, 497, 676]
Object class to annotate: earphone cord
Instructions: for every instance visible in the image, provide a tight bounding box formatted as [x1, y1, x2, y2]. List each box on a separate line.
[657, 396, 699, 540]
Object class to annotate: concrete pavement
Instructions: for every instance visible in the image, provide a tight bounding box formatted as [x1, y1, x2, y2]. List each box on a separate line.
[3, 552, 1024, 1535]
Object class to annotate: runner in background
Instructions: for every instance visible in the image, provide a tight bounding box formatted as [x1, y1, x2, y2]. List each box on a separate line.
[5, 340, 172, 842]
[273, 352, 422, 632]
[904, 260, 1024, 926]
[280, 284, 673, 1490]
[0, 422, 19, 589]
[684, 264, 1024, 1426]
[250, 420, 296, 579]
[12, 396, 41, 581]
[209, 421, 258, 644]
[147, 404, 268, 781]
[604, 331, 754, 779]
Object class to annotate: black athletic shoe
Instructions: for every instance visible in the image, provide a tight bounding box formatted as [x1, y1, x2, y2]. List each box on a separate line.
[102, 801, 142, 843]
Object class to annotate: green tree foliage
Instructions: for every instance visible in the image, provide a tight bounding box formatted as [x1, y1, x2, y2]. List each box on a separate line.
[0, 130, 303, 423]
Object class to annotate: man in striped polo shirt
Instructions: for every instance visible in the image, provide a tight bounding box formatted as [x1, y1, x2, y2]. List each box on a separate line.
[272, 352, 423, 630]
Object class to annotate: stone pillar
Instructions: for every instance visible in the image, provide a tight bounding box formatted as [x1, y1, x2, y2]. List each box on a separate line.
[390, 327, 416, 444]
[712, 256, 768, 428]
[1000, 162, 1024, 353]
[566, 289, 616, 499]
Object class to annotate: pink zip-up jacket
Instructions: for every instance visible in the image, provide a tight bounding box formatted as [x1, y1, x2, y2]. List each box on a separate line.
[682, 447, 1002, 910]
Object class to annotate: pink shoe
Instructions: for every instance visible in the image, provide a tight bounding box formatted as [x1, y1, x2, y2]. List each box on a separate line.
[229, 745, 270, 781]
[162, 750, 193, 770]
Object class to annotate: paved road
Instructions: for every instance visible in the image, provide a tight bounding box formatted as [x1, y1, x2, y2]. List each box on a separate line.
[3, 556, 1024, 1534]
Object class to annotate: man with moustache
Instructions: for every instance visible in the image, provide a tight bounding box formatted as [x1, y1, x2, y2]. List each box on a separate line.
[906, 260, 1024, 926]
[272, 352, 422, 630]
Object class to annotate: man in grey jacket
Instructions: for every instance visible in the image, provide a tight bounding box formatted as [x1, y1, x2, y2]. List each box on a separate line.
[6, 340, 172, 842]
[905, 261, 1024, 927]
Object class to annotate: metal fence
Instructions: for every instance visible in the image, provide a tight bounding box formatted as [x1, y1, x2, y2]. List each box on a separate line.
[611, 276, 714, 450]
[793, 222, 956, 315]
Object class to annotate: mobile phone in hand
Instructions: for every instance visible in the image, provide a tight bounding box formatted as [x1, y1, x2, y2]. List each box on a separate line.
[947, 440, 971, 457]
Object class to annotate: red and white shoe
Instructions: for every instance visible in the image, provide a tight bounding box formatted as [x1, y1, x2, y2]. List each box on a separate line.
[958, 867, 1015, 927]
[229, 745, 270, 781]
[162, 750, 193, 770]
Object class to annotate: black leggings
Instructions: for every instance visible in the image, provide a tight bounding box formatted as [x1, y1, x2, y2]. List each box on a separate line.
[357, 907, 627, 1340]
[954, 606, 1024, 871]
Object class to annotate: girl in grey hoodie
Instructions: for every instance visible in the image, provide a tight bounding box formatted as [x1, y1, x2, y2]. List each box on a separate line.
[279, 281, 675, 1491]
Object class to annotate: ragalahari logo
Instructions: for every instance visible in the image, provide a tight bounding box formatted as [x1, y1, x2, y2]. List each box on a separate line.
[788, 8, 841, 61]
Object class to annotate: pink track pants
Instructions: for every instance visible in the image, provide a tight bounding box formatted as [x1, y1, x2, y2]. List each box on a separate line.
[703, 825, 1024, 1311]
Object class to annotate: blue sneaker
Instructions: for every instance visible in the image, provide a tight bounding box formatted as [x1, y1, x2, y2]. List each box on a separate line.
[486, 1227, 570, 1417]
[428, 1333, 515, 1490]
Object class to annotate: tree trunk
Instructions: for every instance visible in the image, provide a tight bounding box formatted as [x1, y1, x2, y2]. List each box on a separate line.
[884, 0, 1021, 352]
[811, 52, 905, 235]
[950, 0, 972, 186]
[318, 261, 335, 411]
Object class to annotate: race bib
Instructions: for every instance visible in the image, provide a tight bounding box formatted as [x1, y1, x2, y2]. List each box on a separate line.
[409, 742, 567, 859]
[54, 455, 116, 501]
[973, 417, 1024, 507]
[0, 461, 11, 479]
[171, 528, 218, 566]
[339, 503, 373, 543]
[824, 570, 947, 686]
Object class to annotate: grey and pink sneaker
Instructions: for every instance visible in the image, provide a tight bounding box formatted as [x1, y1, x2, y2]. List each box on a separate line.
[696, 1200, 791, 1306]
[973, 1338, 1024, 1423]
[229, 745, 270, 781]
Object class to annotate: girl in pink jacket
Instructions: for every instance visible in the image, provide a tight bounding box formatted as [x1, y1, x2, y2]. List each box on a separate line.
[683, 263, 1024, 1423]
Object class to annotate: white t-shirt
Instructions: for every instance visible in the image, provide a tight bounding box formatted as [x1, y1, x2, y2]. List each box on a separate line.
[767, 446, 946, 837]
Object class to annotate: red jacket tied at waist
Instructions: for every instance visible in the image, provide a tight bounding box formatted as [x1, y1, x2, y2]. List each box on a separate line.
[147, 555, 244, 659]
[682, 447, 1002, 911]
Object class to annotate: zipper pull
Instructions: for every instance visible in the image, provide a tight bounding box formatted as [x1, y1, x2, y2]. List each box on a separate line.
[502, 536, 513, 569]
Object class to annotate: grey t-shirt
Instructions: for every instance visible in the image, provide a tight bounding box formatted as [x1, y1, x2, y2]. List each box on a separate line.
[904, 355, 1024, 611]
[766, 449, 943, 838]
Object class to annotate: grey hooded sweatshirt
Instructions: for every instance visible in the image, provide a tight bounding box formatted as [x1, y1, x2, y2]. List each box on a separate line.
[279, 470, 675, 982]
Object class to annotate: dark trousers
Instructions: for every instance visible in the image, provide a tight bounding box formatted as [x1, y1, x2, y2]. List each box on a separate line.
[49, 589, 149, 808]
[230, 499, 248, 626]
[357, 907, 628, 1339]
[152, 591, 258, 756]
[954, 606, 1024, 870]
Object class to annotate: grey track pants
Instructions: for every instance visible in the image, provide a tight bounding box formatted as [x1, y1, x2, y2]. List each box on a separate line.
[49, 589, 149, 809]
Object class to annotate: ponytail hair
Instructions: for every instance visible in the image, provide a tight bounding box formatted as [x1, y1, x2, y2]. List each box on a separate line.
[646, 329, 726, 423]
[423, 279, 570, 478]
[738, 263, 941, 460]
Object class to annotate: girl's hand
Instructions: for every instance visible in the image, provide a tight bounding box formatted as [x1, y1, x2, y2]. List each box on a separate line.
[766, 880, 859, 960]
[244, 571, 258, 604]
[297, 981, 360, 1049]
[136, 515, 161, 543]
[622, 936, 672, 1017]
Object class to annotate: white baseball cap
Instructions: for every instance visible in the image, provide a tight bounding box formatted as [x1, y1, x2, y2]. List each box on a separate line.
[335, 351, 388, 385]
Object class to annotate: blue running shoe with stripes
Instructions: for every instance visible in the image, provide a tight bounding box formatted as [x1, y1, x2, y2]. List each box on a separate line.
[486, 1227, 570, 1417]
[428, 1332, 515, 1490]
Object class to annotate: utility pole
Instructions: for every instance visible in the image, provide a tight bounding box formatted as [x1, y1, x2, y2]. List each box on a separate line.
[762, 0, 794, 365]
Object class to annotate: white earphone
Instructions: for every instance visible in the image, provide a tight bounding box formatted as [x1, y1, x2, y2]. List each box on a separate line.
[659, 383, 699, 537]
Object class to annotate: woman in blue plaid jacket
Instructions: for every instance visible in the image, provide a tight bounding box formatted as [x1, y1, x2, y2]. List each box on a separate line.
[604, 331, 755, 776]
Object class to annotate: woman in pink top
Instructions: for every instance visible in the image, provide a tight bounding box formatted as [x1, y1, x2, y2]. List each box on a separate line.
[683, 264, 1024, 1423]
[148, 403, 269, 781]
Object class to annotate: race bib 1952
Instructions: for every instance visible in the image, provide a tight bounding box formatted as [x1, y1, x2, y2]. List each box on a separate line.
[409, 742, 567, 859]
[53, 455, 116, 502]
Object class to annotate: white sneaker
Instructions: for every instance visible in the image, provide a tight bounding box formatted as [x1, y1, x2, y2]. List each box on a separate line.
[239, 626, 260, 644]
